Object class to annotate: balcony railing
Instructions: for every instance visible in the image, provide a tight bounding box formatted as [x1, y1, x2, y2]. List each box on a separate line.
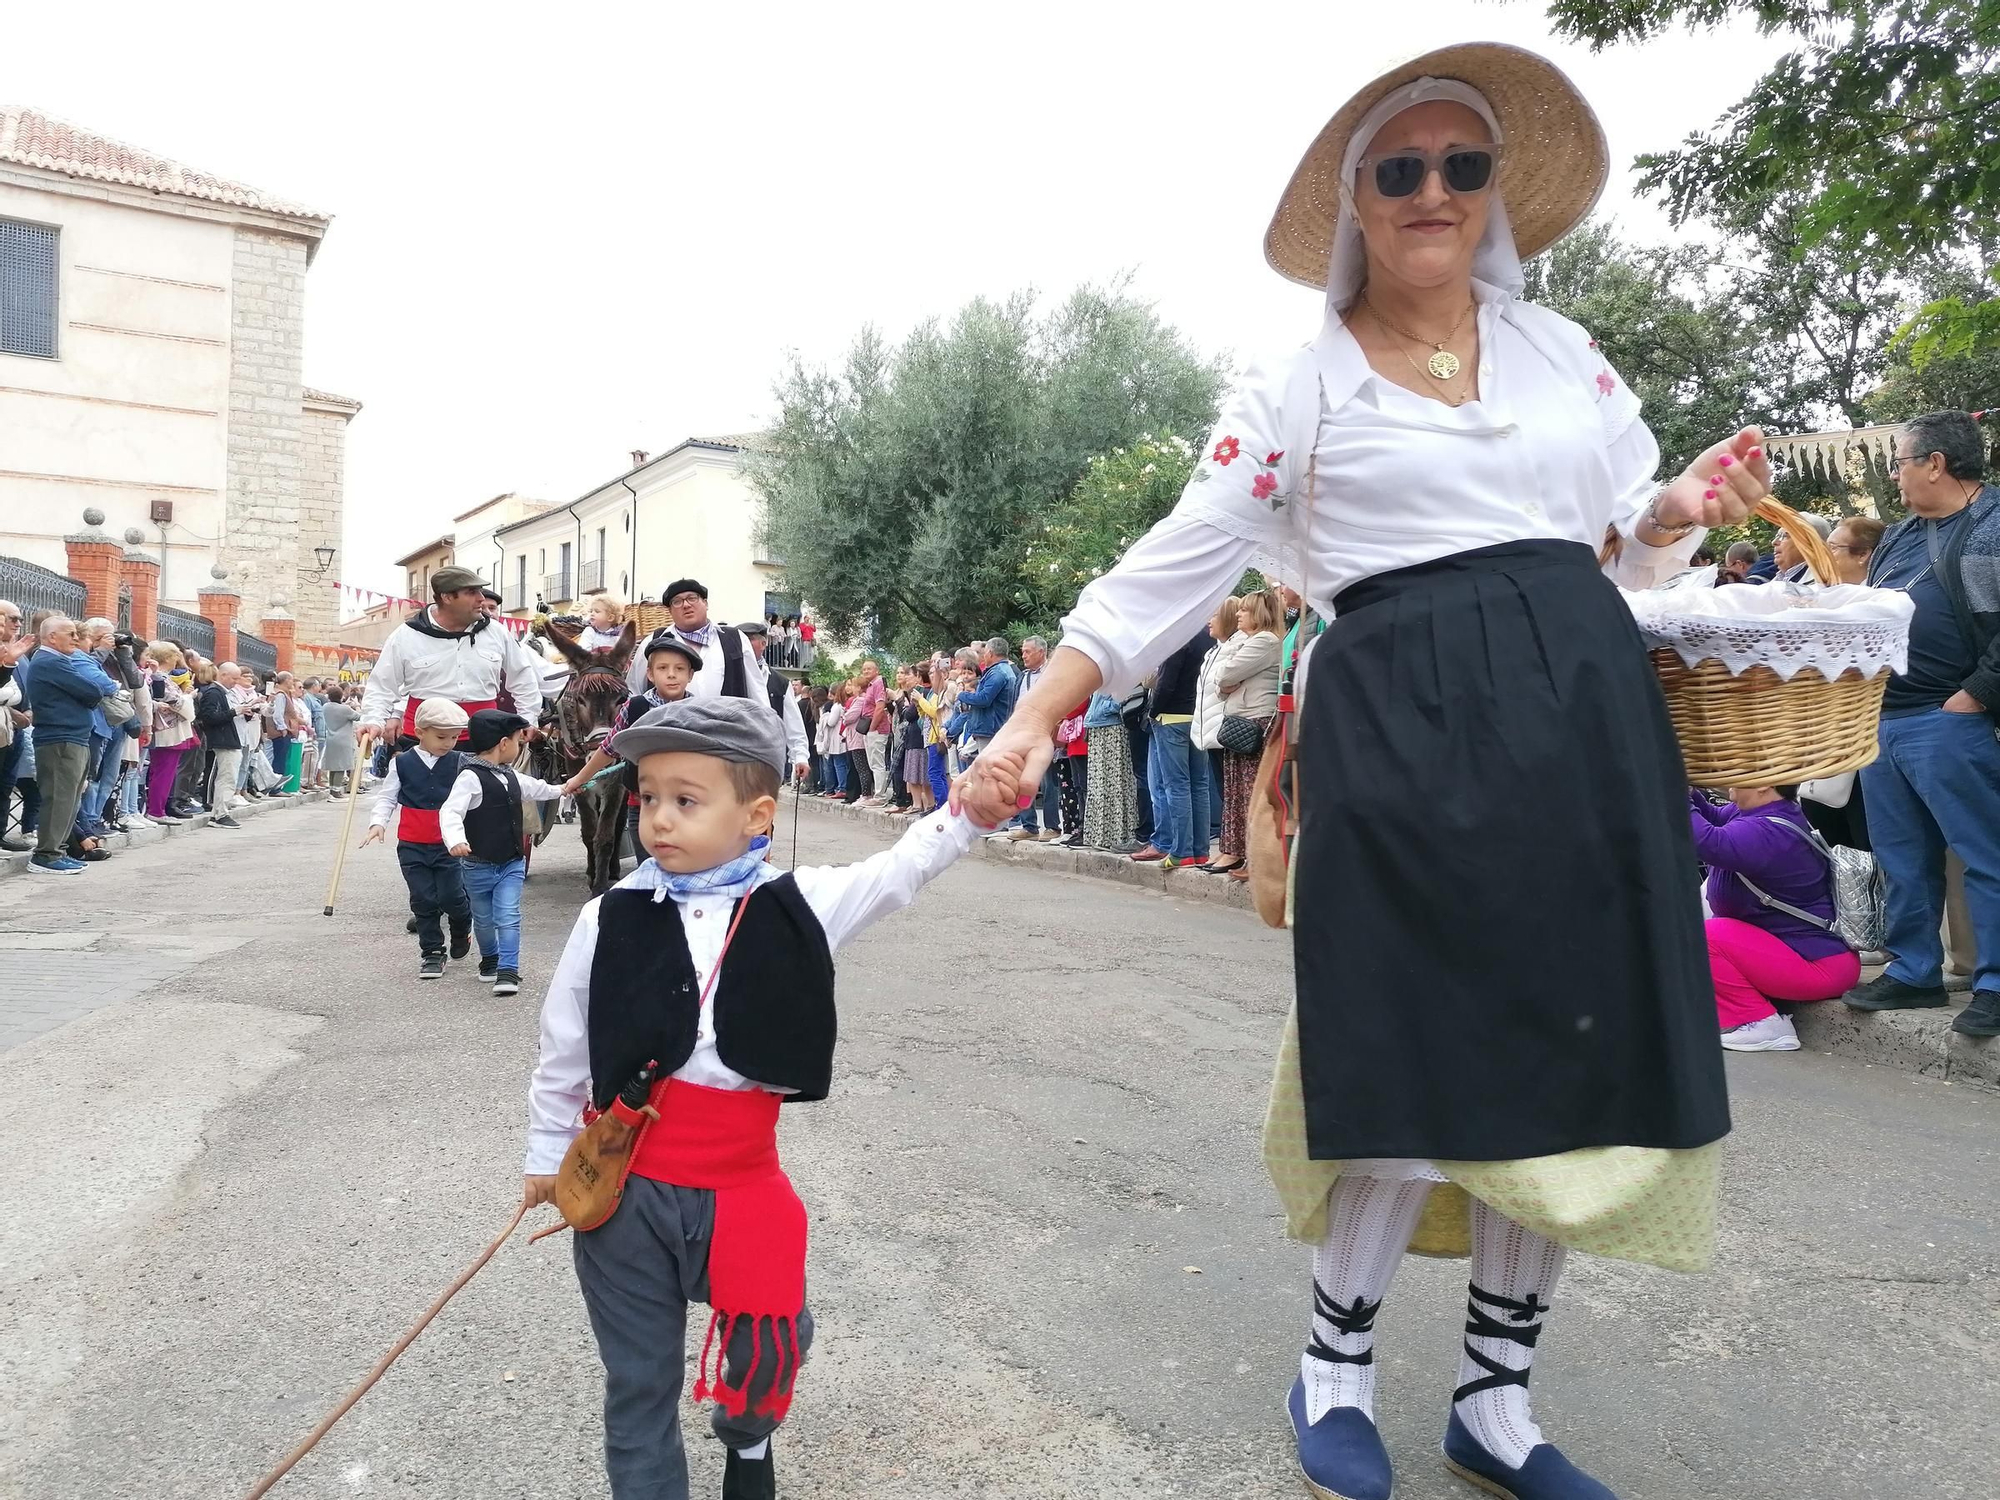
[578, 557, 604, 595]
[506, 580, 527, 612]
[544, 571, 572, 605]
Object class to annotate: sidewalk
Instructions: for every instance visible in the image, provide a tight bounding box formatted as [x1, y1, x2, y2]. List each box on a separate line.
[0, 784, 331, 881]
[798, 792, 1999, 1093]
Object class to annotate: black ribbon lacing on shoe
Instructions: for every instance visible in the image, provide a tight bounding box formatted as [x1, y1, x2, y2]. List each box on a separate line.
[1451, 1283, 1547, 1403]
[1305, 1286, 1382, 1367]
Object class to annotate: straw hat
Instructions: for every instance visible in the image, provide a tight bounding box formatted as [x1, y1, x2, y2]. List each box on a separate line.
[1264, 42, 1608, 291]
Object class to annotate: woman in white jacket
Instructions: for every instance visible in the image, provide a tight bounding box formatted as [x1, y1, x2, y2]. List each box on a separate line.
[142, 643, 197, 822]
[1207, 589, 1285, 878]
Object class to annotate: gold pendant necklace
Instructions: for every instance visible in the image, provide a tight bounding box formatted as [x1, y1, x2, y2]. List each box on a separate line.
[1366, 297, 1473, 382]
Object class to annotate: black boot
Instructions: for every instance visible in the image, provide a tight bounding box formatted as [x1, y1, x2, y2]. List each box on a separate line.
[721, 1443, 776, 1500]
[449, 920, 472, 961]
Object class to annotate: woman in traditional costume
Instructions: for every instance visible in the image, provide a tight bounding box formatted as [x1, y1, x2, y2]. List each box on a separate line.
[959, 42, 1769, 1500]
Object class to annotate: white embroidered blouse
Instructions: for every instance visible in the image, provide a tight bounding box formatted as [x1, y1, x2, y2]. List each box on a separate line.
[1059, 280, 1706, 691]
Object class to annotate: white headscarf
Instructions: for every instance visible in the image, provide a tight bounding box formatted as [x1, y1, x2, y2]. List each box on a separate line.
[1324, 76, 1524, 313]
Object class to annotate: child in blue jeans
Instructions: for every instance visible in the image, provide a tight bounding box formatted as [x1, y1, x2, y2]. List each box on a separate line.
[441, 709, 565, 995]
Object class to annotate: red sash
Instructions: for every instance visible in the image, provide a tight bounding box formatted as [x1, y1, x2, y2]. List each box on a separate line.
[397, 806, 444, 845]
[400, 696, 498, 741]
[625, 1080, 806, 1421]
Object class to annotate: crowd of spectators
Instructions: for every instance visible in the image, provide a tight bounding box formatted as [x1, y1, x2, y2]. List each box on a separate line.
[798, 585, 1296, 881]
[0, 604, 355, 875]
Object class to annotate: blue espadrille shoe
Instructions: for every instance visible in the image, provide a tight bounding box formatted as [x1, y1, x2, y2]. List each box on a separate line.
[1441, 1411, 1616, 1499]
[1287, 1375, 1394, 1500]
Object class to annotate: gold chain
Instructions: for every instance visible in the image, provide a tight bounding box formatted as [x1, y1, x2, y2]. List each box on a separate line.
[1364, 298, 1477, 405]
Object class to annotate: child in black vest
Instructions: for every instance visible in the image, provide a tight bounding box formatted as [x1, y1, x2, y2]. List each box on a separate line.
[522, 696, 1014, 1500]
[440, 709, 567, 995]
[361, 698, 473, 978]
[560, 633, 699, 876]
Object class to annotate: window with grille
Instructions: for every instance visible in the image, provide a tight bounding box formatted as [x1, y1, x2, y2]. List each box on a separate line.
[0, 220, 59, 358]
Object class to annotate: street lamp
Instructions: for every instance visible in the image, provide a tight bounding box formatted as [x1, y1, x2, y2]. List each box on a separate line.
[309, 546, 336, 579]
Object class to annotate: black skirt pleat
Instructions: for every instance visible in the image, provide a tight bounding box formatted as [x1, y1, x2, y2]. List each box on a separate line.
[1292, 540, 1731, 1161]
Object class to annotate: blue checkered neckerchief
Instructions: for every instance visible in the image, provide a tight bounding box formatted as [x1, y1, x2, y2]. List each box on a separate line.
[676, 623, 714, 649]
[644, 836, 774, 904]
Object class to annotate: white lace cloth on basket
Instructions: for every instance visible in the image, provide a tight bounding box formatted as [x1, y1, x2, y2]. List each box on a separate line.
[1624, 572, 1914, 681]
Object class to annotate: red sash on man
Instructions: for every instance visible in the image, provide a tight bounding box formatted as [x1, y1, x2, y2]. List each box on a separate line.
[624, 1080, 807, 1421]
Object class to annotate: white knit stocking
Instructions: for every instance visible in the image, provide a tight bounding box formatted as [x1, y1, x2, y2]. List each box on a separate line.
[1454, 1199, 1566, 1468]
[1301, 1173, 1432, 1422]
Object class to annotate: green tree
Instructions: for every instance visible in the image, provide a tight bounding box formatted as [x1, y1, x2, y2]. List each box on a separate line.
[1540, 0, 1999, 360]
[754, 283, 1226, 659]
[1013, 433, 1198, 635]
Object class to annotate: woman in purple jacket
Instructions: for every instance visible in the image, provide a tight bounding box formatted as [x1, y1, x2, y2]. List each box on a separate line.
[1692, 787, 1862, 1051]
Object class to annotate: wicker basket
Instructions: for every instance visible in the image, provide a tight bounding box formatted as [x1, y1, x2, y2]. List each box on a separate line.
[1650, 498, 1891, 787]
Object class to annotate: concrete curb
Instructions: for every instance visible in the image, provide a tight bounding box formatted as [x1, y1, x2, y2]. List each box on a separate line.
[797, 792, 2000, 1092]
[0, 785, 330, 881]
[795, 789, 1257, 910]
[1792, 980, 1999, 1093]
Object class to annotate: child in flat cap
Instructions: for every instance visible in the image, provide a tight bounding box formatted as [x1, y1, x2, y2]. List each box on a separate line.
[522, 695, 1018, 1500]
[438, 709, 568, 995]
[560, 632, 701, 880]
[360, 697, 474, 978]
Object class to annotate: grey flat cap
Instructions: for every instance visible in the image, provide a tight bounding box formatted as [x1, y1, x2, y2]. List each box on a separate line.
[614, 694, 785, 776]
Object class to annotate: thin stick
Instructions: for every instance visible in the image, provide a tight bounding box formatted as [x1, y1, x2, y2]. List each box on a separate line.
[321, 737, 369, 916]
[241, 1203, 529, 1498]
[790, 775, 801, 868]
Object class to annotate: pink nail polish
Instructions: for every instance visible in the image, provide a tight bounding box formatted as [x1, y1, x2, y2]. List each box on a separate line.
[1704, 489, 1717, 500]
[1748, 447, 1763, 459]
[1719, 455, 1733, 468]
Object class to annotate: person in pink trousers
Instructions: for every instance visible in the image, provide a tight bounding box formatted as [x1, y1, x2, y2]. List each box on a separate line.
[1691, 786, 1862, 1051]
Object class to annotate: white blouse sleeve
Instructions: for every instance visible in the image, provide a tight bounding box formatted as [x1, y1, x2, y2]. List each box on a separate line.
[1606, 411, 1706, 590]
[1060, 356, 1309, 693]
[524, 900, 600, 1173]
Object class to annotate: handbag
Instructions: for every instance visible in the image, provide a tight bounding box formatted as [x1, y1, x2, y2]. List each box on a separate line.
[1216, 713, 1266, 756]
[100, 688, 136, 727]
[1736, 818, 1885, 952]
[1056, 712, 1086, 747]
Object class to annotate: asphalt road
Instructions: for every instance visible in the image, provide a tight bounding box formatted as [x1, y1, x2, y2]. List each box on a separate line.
[1, 800, 1995, 1500]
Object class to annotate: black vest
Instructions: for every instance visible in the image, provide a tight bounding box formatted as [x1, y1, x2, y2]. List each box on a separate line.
[714, 626, 750, 698]
[393, 748, 463, 809]
[586, 874, 836, 1110]
[463, 761, 524, 863]
[764, 670, 788, 718]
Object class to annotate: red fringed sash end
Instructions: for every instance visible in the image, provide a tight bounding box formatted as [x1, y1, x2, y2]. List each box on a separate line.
[693, 1310, 803, 1422]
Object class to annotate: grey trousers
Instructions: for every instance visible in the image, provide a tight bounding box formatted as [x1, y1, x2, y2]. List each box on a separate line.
[572, 1175, 814, 1500]
[34, 740, 89, 856]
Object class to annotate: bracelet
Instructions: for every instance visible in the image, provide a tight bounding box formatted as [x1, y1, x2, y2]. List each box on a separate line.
[1642, 488, 1697, 540]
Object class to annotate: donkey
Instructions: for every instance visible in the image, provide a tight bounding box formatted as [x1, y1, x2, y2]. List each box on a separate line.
[536, 618, 637, 893]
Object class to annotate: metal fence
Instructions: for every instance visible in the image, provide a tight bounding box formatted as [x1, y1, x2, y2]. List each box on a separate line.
[0, 553, 86, 621]
[236, 631, 277, 677]
[544, 570, 571, 605]
[157, 604, 215, 660]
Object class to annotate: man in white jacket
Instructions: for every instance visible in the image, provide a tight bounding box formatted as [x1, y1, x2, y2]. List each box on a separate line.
[360, 567, 544, 749]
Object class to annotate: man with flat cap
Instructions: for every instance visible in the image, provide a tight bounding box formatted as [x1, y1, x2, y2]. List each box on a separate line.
[360, 565, 544, 749]
[737, 620, 811, 782]
[626, 578, 768, 703]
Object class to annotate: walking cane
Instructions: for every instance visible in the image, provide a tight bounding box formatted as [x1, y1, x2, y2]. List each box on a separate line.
[321, 733, 370, 917]
[240, 1203, 529, 1497]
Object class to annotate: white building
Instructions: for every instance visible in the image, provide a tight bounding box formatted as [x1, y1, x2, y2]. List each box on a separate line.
[492, 437, 798, 626]
[451, 491, 557, 596]
[0, 106, 357, 641]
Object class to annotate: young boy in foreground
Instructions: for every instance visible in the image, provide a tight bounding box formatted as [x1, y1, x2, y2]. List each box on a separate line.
[522, 696, 1012, 1500]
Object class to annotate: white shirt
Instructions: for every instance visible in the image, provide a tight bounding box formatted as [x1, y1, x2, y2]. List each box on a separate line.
[438, 761, 566, 851]
[524, 810, 981, 1172]
[1060, 282, 1704, 692]
[226, 683, 262, 748]
[776, 681, 810, 769]
[360, 609, 545, 731]
[368, 747, 450, 831]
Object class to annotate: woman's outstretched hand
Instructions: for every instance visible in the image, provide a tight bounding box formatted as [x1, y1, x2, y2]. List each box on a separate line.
[952, 725, 1052, 828]
[1654, 427, 1772, 532]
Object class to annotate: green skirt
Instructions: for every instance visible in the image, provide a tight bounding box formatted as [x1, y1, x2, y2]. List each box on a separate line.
[1262, 1005, 1720, 1273]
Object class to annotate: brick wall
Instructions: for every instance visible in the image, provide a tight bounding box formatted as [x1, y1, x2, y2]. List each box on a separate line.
[225, 228, 309, 629]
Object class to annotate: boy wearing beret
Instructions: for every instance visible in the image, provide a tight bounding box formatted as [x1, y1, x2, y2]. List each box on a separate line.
[522, 696, 1014, 1500]
[440, 708, 568, 995]
[361, 697, 474, 978]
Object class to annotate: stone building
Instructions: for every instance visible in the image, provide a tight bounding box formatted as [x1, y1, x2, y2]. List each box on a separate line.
[0, 106, 358, 640]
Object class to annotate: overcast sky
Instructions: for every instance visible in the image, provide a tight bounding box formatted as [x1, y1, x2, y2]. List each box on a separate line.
[9, 1, 1780, 598]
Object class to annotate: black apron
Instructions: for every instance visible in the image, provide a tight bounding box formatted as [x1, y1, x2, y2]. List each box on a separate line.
[1292, 539, 1731, 1162]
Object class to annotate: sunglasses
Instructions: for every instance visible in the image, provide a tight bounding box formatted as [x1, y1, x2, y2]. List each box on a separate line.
[1358, 146, 1500, 198]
